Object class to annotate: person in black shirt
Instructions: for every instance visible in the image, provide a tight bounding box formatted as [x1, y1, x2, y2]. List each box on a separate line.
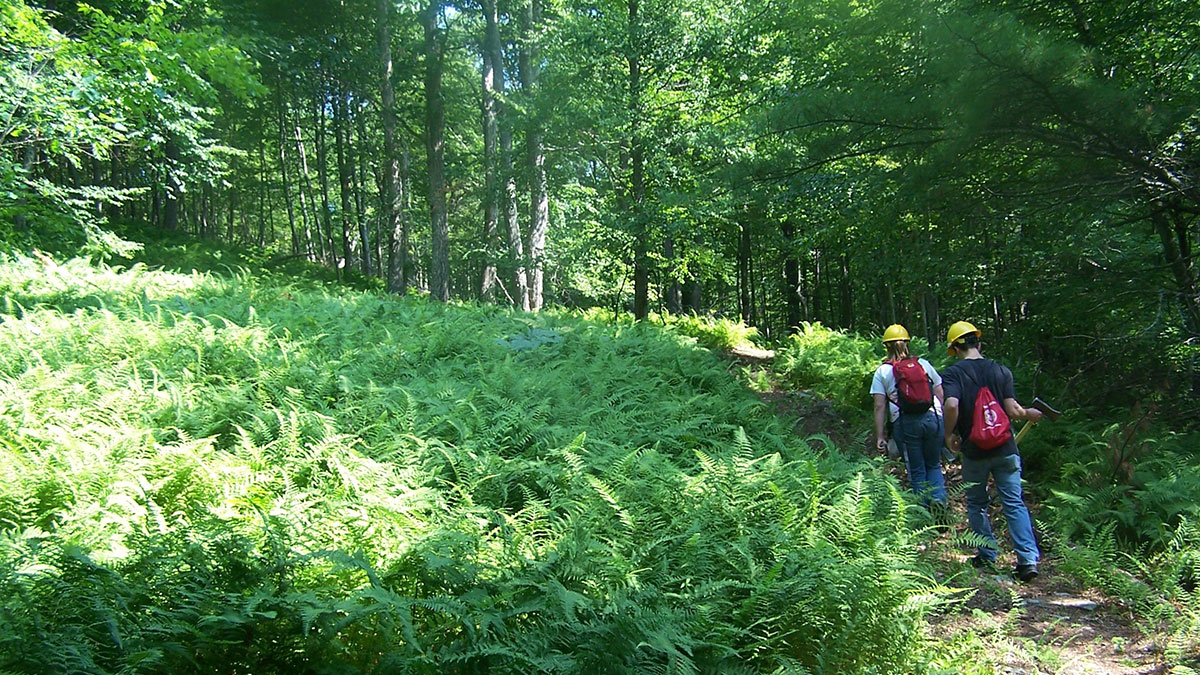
[941, 321, 1044, 581]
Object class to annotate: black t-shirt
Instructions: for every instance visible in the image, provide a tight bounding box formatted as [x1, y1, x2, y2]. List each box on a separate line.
[942, 358, 1018, 458]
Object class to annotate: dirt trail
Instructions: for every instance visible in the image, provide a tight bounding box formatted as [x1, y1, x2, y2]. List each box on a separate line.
[722, 347, 1168, 674]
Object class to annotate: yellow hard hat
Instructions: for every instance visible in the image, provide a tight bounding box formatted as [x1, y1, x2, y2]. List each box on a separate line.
[882, 324, 910, 343]
[946, 320, 981, 354]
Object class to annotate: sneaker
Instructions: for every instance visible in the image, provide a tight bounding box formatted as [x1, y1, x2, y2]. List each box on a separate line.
[970, 555, 997, 572]
[1015, 564, 1039, 582]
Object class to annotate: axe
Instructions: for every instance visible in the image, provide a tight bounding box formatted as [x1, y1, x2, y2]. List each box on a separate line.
[1014, 397, 1062, 444]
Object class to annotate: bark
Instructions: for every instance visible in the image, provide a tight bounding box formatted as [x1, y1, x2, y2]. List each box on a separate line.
[683, 278, 702, 313]
[812, 250, 823, 321]
[423, 1, 450, 301]
[748, 231, 758, 326]
[315, 89, 336, 268]
[354, 108, 372, 277]
[781, 219, 800, 332]
[496, 6, 526, 310]
[106, 149, 121, 222]
[1154, 205, 1200, 336]
[739, 224, 751, 324]
[402, 142, 411, 278]
[378, 0, 408, 293]
[225, 186, 235, 242]
[163, 137, 180, 231]
[334, 91, 354, 273]
[152, 184, 161, 229]
[257, 142, 268, 246]
[663, 235, 681, 314]
[522, 0, 549, 311]
[293, 107, 318, 260]
[839, 253, 852, 330]
[277, 99, 299, 254]
[479, 0, 501, 300]
[199, 184, 211, 238]
[629, 0, 648, 320]
[14, 141, 33, 232]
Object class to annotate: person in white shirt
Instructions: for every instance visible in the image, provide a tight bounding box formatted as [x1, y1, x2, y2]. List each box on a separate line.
[871, 324, 948, 505]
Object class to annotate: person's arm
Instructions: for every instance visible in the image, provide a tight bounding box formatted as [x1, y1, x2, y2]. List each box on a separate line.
[1003, 398, 1043, 422]
[873, 393, 889, 453]
[998, 365, 1042, 422]
[943, 396, 960, 452]
[923, 360, 943, 403]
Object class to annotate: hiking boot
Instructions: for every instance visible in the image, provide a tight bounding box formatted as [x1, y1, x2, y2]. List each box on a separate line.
[969, 555, 996, 572]
[1015, 564, 1039, 582]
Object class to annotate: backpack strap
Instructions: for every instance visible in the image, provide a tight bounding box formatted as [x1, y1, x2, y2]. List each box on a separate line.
[960, 359, 1002, 394]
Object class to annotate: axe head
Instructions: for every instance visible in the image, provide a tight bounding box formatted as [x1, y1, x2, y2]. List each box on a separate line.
[1031, 397, 1062, 421]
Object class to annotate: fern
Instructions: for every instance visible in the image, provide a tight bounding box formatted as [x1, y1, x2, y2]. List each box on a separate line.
[0, 253, 961, 673]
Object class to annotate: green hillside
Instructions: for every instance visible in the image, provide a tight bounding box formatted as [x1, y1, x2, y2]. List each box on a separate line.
[0, 246, 950, 673]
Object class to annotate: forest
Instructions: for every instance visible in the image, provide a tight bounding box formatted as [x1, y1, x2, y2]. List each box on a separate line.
[1, 0, 1199, 671]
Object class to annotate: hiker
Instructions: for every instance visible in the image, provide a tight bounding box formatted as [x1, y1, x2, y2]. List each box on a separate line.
[871, 324, 948, 506]
[941, 321, 1043, 582]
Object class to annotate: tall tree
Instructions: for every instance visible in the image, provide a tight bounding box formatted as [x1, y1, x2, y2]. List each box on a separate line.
[422, 0, 450, 301]
[627, 0, 648, 320]
[377, 0, 409, 293]
[479, 0, 501, 300]
[498, 4, 528, 311]
[521, 0, 549, 311]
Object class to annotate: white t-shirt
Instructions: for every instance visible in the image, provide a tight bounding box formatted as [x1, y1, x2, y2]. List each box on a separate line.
[870, 358, 943, 422]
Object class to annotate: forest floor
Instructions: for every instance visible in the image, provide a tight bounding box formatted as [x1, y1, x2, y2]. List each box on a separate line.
[723, 347, 1169, 675]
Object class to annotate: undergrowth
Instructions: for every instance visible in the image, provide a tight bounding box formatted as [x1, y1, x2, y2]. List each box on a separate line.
[0, 252, 952, 673]
[771, 320, 1200, 667]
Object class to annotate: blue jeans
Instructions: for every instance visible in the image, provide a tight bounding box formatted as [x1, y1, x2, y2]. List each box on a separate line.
[895, 410, 947, 505]
[961, 453, 1040, 566]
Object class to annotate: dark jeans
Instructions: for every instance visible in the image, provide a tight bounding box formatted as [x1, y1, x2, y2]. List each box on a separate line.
[895, 410, 947, 505]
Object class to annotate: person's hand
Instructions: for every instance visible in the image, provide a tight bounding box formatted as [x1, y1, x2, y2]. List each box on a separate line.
[945, 434, 960, 453]
[1025, 407, 1044, 423]
[876, 437, 889, 454]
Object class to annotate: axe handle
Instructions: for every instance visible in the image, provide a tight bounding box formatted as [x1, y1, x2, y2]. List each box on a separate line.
[1014, 419, 1036, 445]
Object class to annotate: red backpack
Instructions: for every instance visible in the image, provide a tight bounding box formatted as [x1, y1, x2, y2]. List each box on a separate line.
[967, 371, 1012, 450]
[889, 358, 933, 414]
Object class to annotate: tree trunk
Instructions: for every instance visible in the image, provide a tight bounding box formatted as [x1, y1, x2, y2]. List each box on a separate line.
[14, 141, 33, 232]
[257, 142, 268, 246]
[315, 89, 336, 269]
[226, 187, 236, 243]
[402, 142, 411, 279]
[683, 278, 702, 313]
[479, 0, 501, 300]
[164, 137, 180, 231]
[293, 107, 318, 260]
[496, 8, 527, 310]
[629, 0, 648, 320]
[812, 250, 823, 322]
[1154, 205, 1200, 336]
[781, 219, 800, 333]
[663, 236, 681, 314]
[106, 149, 121, 223]
[423, 0, 450, 301]
[378, 0, 408, 293]
[334, 90, 354, 273]
[739, 224, 751, 324]
[353, 108, 373, 277]
[748, 230, 758, 326]
[839, 253, 852, 330]
[277, 99, 299, 255]
[923, 288, 940, 346]
[522, 0, 549, 311]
